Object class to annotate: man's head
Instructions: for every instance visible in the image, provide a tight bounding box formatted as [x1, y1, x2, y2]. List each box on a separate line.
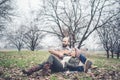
[62, 37, 70, 47]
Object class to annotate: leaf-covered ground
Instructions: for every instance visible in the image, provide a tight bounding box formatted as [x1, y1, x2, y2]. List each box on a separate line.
[0, 50, 120, 80]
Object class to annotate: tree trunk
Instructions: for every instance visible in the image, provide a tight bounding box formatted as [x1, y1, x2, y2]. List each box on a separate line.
[17, 45, 21, 52]
[117, 53, 119, 59]
[77, 41, 82, 49]
[31, 47, 35, 51]
[111, 51, 114, 58]
[18, 47, 21, 52]
[106, 50, 109, 58]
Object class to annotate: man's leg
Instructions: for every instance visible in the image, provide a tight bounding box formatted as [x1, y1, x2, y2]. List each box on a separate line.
[47, 54, 65, 72]
[22, 62, 47, 76]
[22, 54, 65, 75]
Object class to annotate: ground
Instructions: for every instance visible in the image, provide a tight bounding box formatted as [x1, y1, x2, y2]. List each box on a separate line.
[0, 50, 120, 80]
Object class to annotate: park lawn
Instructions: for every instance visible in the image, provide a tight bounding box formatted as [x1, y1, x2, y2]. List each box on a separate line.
[0, 50, 120, 80]
[87, 51, 120, 70]
[0, 50, 49, 68]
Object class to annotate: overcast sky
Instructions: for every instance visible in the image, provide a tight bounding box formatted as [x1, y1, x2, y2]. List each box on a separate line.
[0, 0, 104, 50]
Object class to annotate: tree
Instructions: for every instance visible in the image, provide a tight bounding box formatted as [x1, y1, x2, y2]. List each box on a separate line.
[113, 22, 120, 59]
[97, 26, 111, 58]
[0, 0, 13, 32]
[23, 22, 45, 51]
[41, 0, 120, 48]
[6, 26, 25, 51]
[97, 17, 120, 59]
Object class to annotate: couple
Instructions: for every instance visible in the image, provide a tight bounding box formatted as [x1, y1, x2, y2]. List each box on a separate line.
[22, 37, 96, 76]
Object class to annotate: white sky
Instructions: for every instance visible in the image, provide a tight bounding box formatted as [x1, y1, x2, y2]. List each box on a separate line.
[16, 0, 41, 12]
[14, 0, 42, 21]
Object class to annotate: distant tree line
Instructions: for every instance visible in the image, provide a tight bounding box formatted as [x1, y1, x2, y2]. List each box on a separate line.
[97, 0, 120, 59]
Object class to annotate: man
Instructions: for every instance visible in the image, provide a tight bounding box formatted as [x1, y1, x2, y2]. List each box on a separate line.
[22, 37, 73, 76]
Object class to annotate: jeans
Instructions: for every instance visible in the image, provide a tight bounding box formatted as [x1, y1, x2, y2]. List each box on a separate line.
[46, 54, 65, 72]
[68, 66, 84, 72]
[78, 54, 87, 64]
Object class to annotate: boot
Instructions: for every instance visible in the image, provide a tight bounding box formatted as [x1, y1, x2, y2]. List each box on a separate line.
[42, 62, 51, 76]
[84, 60, 92, 73]
[22, 65, 42, 76]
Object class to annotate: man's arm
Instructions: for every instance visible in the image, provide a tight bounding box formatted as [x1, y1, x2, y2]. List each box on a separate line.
[48, 49, 64, 58]
[49, 48, 78, 58]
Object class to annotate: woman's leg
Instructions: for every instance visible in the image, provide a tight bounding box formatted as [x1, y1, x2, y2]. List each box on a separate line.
[78, 54, 87, 64]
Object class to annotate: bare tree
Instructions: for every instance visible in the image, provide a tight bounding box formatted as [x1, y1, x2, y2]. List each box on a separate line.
[97, 26, 111, 58]
[113, 22, 120, 59]
[41, 0, 120, 48]
[0, 0, 12, 31]
[6, 26, 25, 51]
[97, 17, 120, 59]
[23, 22, 45, 51]
[114, 40, 120, 59]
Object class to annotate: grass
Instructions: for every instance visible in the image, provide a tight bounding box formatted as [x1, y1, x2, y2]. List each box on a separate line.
[87, 51, 120, 70]
[0, 50, 120, 80]
[0, 50, 120, 69]
[0, 50, 49, 68]
[50, 75, 58, 80]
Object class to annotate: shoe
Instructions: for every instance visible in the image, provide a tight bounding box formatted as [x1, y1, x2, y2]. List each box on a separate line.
[42, 62, 51, 76]
[22, 65, 41, 76]
[84, 60, 92, 73]
[91, 65, 97, 69]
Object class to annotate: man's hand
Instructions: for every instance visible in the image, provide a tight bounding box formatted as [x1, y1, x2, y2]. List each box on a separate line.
[70, 50, 76, 57]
